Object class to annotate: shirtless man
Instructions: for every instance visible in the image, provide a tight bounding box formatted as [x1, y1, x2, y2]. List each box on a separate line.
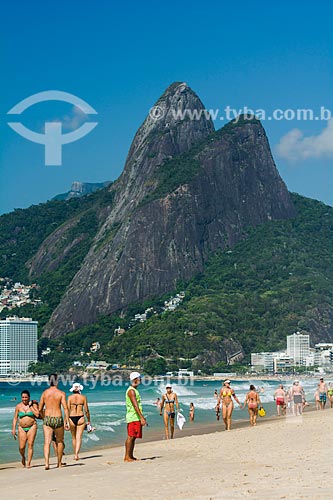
[274, 384, 286, 416]
[291, 381, 303, 416]
[39, 374, 70, 470]
[318, 377, 328, 410]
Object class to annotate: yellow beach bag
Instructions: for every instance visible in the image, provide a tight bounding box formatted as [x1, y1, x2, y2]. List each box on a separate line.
[258, 407, 266, 417]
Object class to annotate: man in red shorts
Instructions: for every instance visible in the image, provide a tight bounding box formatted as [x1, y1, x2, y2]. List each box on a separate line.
[124, 372, 147, 462]
[274, 384, 286, 416]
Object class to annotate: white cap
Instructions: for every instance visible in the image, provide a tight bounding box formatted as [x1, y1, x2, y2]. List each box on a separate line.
[130, 371, 141, 381]
[165, 384, 172, 389]
[224, 379, 231, 384]
[69, 383, 83, 392]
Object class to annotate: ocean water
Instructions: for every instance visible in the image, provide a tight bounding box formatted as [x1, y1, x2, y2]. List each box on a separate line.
[0, 377, 323, 464]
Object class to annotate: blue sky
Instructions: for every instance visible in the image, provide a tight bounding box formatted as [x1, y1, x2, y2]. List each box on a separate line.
[1, 0, 332, 214]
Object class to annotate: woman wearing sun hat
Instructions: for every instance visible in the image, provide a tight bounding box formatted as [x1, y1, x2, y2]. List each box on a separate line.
[67, 382, 91, 460]
[159, 383, 179, 439]
[217, 379, 241, 431]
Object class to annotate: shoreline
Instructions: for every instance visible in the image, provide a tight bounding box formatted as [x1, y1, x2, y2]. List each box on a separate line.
[1, 405, 318, 469]
[1, 408, 331, 500]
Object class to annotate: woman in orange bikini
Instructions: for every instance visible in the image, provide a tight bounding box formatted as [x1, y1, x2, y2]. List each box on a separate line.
[244, 384, 261, 426]
[218, 380, 241, 431]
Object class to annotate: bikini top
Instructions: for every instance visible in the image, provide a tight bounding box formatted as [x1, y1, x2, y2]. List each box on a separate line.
[165, 394, 175, 404]
[70, 402, 83, 409]
[222, 390, 232, 397]
[18, 410, 34, 419]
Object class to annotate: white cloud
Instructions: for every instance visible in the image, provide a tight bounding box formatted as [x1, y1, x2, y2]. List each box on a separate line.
[61, 106, 87, 131]
[45, 106, 87, 132]
[276, 119, 333, 161]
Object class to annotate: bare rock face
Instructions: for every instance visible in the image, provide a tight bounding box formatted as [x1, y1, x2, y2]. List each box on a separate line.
[41, 83, 295, 338]
[103, 81, 214, 223]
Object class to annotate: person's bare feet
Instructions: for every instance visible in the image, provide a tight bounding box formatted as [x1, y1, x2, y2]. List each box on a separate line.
[45, 465, 50, 470]
[124, 457, 136, 462]
[74, 455, 79, 461]
[21, 456, 26, 468]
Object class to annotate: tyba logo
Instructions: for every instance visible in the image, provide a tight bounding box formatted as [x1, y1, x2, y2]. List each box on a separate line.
[7, 91, 98, 166]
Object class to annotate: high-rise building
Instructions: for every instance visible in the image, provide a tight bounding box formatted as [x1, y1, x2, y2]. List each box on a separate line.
[0, 316, 38, 376]
[287, 332, 310, 365]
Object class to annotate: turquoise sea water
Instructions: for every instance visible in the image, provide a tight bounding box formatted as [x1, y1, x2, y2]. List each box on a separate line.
[0, 377, 322, 464]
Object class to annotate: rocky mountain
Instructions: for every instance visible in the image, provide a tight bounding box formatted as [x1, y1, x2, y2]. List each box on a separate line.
[28, 82, 295, 338]
[52, 181, 111, 201]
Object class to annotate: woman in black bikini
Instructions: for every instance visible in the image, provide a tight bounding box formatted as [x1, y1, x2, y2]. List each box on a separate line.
[11, 390, 40, 468]
[67, 383, 91, 460]
[159, 384, 179, 439]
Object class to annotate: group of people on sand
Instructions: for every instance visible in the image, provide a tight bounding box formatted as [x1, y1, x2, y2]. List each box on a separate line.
[273, 381, 305, 416]
[11, 372, 333, 467]
[212, 377, 333, 430]
[125, 373, 195, 461]
[12, 374, 91, 469]
[273, 377, 333, 416]
[214, 380, 261, 429]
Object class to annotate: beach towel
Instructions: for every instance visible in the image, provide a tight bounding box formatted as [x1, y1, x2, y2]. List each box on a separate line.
[177, 412, 186, 430]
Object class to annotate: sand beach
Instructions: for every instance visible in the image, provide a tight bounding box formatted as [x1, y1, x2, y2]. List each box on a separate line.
[1, 408, 331, 500]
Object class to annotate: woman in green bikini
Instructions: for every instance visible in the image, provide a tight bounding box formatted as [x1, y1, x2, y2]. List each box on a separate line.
[12, 390, 40, 468]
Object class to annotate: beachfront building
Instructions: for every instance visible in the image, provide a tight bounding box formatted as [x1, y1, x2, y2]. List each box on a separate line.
[252, 351, 294, 374]
[273, 354, 294, 373]
[286, 332, 310, 365]
[251, 352, 275, 372]
[314, 343, 333, 367]
[0, 316, 38, 376]
[178, 368, 194, 377]
[251, 334, 332, 373]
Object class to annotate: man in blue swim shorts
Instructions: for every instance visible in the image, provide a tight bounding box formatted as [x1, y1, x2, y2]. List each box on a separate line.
[318, 377, 328, 410]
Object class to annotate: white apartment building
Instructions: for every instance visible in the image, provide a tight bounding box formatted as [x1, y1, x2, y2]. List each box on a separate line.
[286, 332, 310, 365]
[0, 316, 38, 376]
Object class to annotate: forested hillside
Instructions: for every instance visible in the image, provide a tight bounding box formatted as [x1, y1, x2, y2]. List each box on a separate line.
[27, 194, 332, 373]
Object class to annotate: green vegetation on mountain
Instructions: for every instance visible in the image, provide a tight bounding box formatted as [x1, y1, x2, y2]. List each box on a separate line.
[30, 193, 333, 374]
[0, 186, 115, 329]
[0, 187, 114, 282]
